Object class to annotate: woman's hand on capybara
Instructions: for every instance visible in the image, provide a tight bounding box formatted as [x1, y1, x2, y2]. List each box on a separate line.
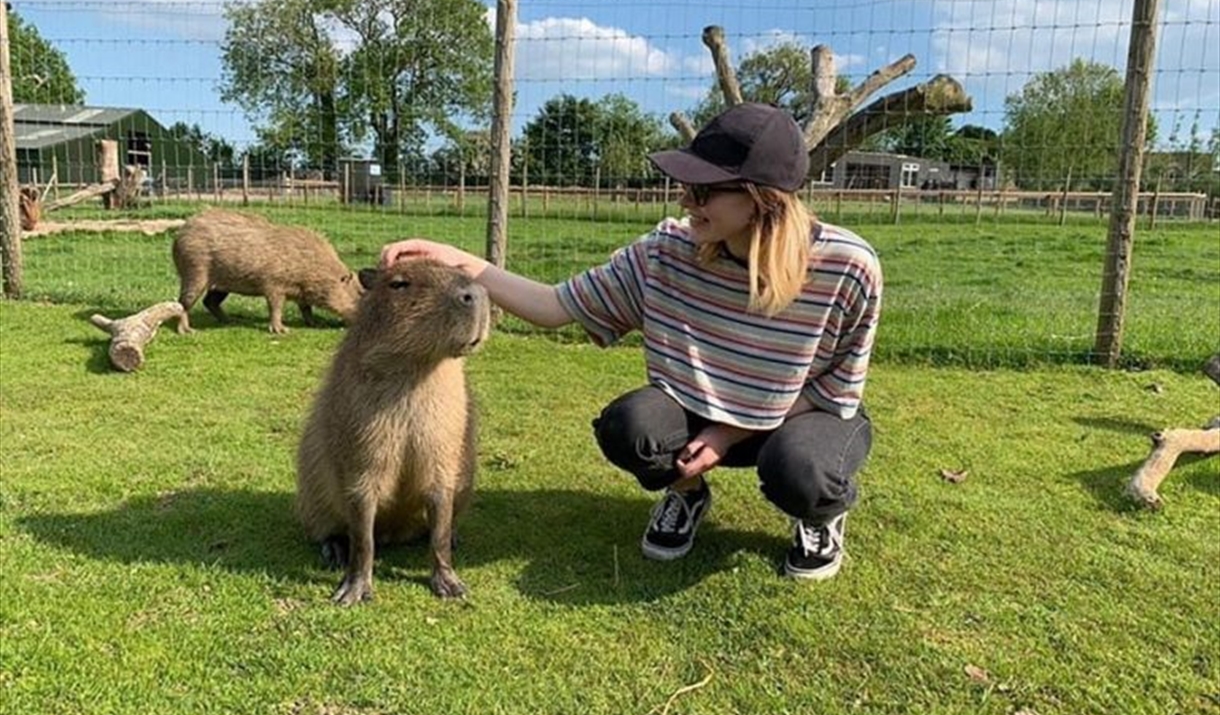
[380, 239, 487, 277]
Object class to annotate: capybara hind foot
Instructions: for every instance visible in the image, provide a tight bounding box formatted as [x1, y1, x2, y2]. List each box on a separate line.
[320, 536, 349, 570]
[430, 568, 467, 599]
[332, 573, 373, 606]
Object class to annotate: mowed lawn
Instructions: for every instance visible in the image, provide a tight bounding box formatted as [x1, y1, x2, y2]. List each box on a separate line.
[1, 207, 1217, 714]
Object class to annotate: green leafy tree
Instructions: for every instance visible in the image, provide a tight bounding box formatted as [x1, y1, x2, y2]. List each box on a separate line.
[331, 0, 494, 182]
[876, 119, 999, 168]
[221, 0, 493, 183]
[8, 10, 84, 104]
[1001, 58, 1156, 191]
[240, 140, 295, 181]
[518, 95, 601, 187]
[220, 0, 345, 177]
[688, 42, 824, 129]
[518, 94, 667, 187]
[688, 42, 863, 135]
[592, 94, 667, 186]
[948, 125, 1000, 166]
[166, 122, 236, 166]
[879, 115, 953, 160]
[428, 129, 490, 185]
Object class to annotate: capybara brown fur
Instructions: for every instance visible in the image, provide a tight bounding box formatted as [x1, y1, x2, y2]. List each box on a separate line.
[295, 259, 491, 604]
[172, 209, 362, 334]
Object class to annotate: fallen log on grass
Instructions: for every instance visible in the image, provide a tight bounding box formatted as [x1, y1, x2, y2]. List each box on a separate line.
[89, 301, 185, 372]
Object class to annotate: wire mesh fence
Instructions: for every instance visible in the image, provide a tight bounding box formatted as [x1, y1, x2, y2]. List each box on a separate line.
[4, 0, 1219, 369]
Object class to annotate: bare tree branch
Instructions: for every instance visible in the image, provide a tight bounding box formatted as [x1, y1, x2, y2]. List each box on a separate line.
[702, 26, 743, 106]
[808, 74, 972, 176]
[669, 112, 697, 143]
[683, 26, 974, 178]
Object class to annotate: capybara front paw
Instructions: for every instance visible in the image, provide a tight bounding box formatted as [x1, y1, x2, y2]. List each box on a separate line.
[331, 575, 373, 606]
[430, 569, 467, 599]
[269, 324, 290, 335]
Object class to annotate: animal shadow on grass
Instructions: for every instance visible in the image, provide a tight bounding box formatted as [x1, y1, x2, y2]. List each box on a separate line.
[17, 487, 784, 605]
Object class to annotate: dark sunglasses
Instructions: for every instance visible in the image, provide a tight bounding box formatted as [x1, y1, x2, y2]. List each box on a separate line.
[684, 183, 748, 206]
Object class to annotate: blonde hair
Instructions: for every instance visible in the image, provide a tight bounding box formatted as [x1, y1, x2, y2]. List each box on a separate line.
[696, 184, 814, 317]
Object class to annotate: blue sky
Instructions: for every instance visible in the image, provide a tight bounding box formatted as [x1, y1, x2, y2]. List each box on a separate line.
[13, 0, 1220, 152]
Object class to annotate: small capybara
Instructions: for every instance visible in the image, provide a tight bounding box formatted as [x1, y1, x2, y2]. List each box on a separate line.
[295, 258, 491, 605]
[172, 209, 363, 334]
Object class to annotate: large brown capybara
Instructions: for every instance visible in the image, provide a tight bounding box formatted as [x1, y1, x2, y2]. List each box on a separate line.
[295, 259, 491, 605]
[172, 209, 363, 334]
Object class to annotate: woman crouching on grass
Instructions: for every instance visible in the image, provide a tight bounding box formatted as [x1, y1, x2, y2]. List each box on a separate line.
[381, 103, 882, 580]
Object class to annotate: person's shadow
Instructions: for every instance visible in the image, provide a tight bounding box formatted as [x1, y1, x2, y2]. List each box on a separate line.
[17, 487, 785, 605]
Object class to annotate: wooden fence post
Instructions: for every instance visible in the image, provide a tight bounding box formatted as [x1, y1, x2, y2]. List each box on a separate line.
[1095, 0, 1161, 367]
[0, 0, 22, 298]
[485, 0, 516, 270]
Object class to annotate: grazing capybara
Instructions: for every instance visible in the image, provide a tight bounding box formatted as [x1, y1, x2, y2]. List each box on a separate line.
[171, 209, 363, 334]
[295, 259, 491, 604]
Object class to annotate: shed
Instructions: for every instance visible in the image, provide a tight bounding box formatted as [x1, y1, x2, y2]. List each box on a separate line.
[816, 150, 997, 191]
[338, 157, 385, 204]
[14, 104, 213, 188]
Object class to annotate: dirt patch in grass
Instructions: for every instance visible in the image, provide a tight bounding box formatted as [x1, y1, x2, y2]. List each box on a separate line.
[24, 218, 185, 238]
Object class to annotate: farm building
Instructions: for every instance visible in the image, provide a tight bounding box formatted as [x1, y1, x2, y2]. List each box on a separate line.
[817, 150, 997, 191]
[13, 104, 213, 188]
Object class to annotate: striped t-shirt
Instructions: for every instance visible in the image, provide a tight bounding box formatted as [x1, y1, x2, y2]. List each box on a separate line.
[556, 218, 882, 430]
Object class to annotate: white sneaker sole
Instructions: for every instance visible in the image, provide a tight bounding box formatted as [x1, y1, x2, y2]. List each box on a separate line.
[783, 553, 843, 580]
[640, 491, 711, 561]
[641, 538, 694, 561]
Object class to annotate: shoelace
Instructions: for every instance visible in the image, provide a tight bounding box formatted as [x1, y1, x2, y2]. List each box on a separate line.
[654, 492, 691, 533]
[796, 521, 829, 556]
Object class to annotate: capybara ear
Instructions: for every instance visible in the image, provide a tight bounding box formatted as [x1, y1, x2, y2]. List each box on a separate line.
[357, 268, 379, 291]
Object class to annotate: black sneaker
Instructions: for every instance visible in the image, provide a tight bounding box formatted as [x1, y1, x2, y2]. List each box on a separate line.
[784, 513, 846, 580]
[641, 482, 712, 560]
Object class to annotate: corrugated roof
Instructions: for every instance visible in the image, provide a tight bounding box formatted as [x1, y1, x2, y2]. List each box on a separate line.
[13, 104, 144, 151]
[15, 123, 103, 150]
[14, 104, 141, 126]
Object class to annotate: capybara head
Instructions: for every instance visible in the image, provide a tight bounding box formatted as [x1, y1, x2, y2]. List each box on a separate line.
[353, 259, 490, 363]
[323, 271, 365, 324]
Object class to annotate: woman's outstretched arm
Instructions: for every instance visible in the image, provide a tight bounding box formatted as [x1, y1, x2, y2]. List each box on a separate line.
[380, 239, 573, 328]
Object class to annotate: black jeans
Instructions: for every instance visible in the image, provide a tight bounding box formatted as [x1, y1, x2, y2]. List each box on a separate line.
[593, 386, 871, 523]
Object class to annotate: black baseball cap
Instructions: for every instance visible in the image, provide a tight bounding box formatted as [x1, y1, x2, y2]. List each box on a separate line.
[648, 102, 809, 192]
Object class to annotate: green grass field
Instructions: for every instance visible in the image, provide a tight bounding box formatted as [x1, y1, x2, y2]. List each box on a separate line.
[1, 204, 1218, 714]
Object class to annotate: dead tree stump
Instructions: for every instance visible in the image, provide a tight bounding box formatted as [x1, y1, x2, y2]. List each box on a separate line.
[668, 26, 973, 167]
[89, 301, 185, 372]
[1126, 352, 1220, 508]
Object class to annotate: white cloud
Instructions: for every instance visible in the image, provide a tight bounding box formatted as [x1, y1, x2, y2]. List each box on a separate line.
[86, 0, 229, 42]
[512, 16, 681, 80]
[928, 0, 1219, 122]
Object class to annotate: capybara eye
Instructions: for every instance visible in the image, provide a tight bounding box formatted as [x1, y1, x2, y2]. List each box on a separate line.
[389, 279, 411, 290]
